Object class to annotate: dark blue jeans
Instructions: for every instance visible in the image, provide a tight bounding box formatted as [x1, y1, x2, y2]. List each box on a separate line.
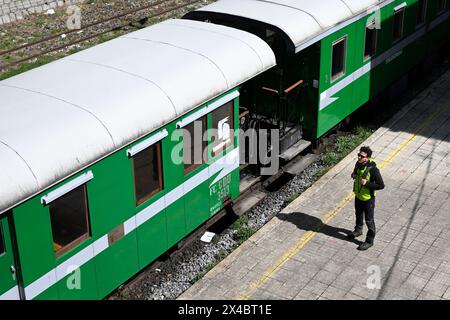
[354, 197, 376, 244]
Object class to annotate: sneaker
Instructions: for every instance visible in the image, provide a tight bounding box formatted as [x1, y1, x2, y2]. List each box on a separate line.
[357, 242, 373, 251]
[347, 230, 363, 239]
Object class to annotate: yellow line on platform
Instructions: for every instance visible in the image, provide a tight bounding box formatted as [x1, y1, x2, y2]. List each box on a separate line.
[235, 100, 449, 300]
[378, 101, 449, 170]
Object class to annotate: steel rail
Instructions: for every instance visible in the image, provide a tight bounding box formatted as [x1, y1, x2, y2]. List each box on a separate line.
[0, 0, 201, 69]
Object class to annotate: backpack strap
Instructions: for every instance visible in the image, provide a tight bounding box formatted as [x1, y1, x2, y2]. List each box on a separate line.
[358, 165, 372, 193]
[352, 162, 358, 175]
[362, 165, 371, 179]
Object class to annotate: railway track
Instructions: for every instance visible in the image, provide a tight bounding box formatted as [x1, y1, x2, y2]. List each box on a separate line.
[0, 0, 204, 71]
[108, 149, 321, 300]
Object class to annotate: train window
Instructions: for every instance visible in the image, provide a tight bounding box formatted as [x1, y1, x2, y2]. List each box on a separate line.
[417, 0, 427, 25]
[331, 37, 347, 82]
[438, 0, 447, 13]
[0, 222, 5, 255]
[132, 142, 163, 205]
[364, 23, 378, 60]
[183, 116, 207, 175]
[49, 185, 90, 257]
[393, 8, 405, 42]
[211, 101, 234, 157]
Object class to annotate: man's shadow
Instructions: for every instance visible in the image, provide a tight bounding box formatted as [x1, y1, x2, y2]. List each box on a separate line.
[277, 211, 363, 245]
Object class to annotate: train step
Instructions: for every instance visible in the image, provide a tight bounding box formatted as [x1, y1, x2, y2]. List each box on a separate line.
[239, 174, 261, 194]
[279, 139, 311, 162]
[232, 190, 267, 217]
[283, 153, 319, 175]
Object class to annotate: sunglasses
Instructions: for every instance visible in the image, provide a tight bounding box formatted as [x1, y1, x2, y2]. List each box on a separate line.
[357, 153, 368, 158]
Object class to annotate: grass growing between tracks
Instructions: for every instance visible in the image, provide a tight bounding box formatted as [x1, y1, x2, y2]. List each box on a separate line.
[0, 55, 63, 80]
[314, 125, 375, 179]
[0, 29, 127, 81]
[188, 216, 257, 285]
[232, 215, 256, 247]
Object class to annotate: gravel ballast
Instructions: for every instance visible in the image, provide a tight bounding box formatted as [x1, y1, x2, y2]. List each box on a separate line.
[112, 161, 325, 300]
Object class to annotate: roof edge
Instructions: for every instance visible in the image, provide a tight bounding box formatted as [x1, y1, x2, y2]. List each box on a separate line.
[183, 11, 296, 53]
[0, 61, 276, 216]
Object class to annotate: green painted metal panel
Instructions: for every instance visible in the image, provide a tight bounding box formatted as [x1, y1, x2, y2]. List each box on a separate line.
[161, 121, 185, 248]
[209, 173, 232, 216]
[362, 0, 433, 99]
[233, 97, 239, 154]
[13, 169, 101, 291]
[181, 90, 241, 232]
[135, 197, 168, 269]
[125, 129, 170, 267]
[95, 230, 139, 298]
[318, 22, 358, 137]
[315, 0, 448, 138]
[230, 170, 240, 201]
[57, 259, 98, 300]
[0, 216, 19, 297]
[34, 285, 59, 300]
[367, 0, 432, 96]
[185, 176, 210, 233]
[12, 200, 56, 287]
[165, 199, 186, 249]
[88, 151, 136, 238]
[350, 17, 372, 110]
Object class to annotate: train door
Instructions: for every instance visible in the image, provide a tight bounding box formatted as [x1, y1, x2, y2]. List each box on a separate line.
[0, 213, 20, 300]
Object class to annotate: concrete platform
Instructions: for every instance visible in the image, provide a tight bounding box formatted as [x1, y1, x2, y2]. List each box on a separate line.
[179, 70, 450, 300]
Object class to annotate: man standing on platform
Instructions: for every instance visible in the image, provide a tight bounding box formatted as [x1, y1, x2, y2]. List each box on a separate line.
[348, 146, 385, 250]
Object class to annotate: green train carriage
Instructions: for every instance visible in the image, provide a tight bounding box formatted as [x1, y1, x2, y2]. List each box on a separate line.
[0, 19, 276, 300]
[186, 0, 450, 143]
[1, 0, 449, 301]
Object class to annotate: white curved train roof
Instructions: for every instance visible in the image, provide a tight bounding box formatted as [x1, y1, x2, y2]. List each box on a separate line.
[191, 0, 385, 52]
[0, 19, 276, 214]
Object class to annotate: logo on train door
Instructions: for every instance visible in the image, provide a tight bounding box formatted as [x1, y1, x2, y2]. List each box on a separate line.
[218, 116, 231, 144]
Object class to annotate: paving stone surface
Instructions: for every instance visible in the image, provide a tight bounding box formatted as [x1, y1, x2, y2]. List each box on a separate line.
[179, 69, 450, 300]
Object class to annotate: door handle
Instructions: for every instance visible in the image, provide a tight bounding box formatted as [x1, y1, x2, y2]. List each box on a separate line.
[10, 265, 16, 281]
